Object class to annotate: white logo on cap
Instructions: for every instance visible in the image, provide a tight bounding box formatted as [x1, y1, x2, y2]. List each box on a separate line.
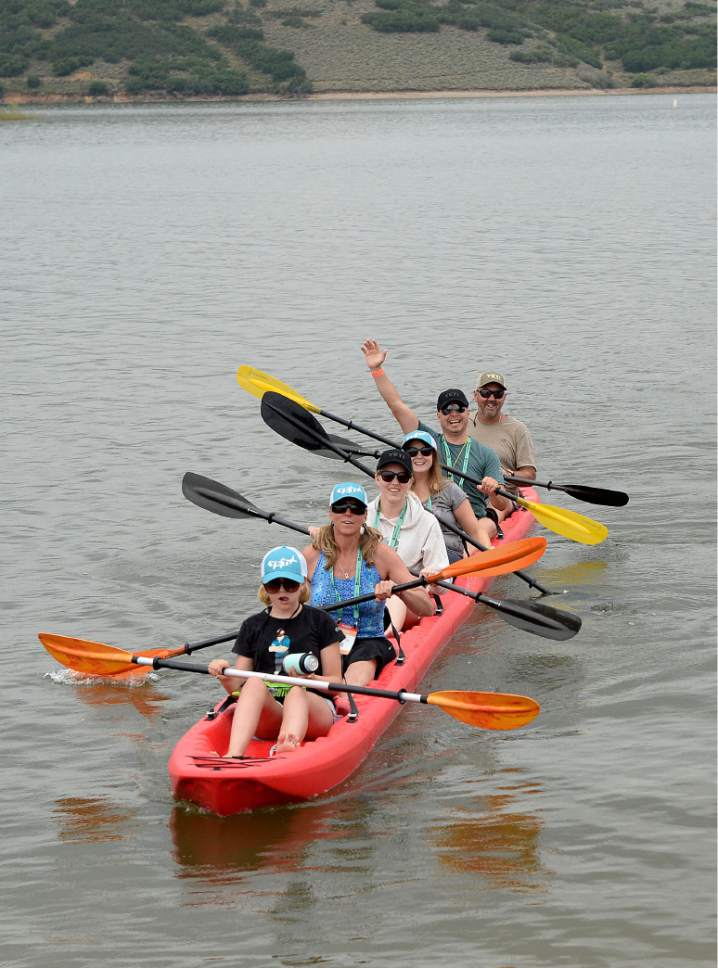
[267, 556, 298, 570]
[335, 486, 360, 495]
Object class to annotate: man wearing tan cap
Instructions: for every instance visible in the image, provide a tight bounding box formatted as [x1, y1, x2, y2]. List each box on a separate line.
[471, 372, 537, 482]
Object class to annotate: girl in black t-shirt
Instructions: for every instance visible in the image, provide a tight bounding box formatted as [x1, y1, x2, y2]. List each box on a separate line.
[208, 546, 343, 758]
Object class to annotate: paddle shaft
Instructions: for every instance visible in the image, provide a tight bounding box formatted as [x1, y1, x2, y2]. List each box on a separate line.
[324, 575, 427, 612]
[175, 630, 240, 657]
[430, 514, 550, 596]
[320, 408, 508, 495]
[135, 655, 430, 705]
[435, 579, 507, 610]
[206, 489, 311, 535]
[504, 474, 629, 507]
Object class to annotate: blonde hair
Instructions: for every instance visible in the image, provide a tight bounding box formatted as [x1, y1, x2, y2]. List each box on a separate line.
[258, 581, 311, 607]
[405, 440, 450, 497]
[313, 523, 382, 570]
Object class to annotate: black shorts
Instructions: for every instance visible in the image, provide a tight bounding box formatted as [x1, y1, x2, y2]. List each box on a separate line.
[485, 506, 499, 527]
[342, 636, 396, 675]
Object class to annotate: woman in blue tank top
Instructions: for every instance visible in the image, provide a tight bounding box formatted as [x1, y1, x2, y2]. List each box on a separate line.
[303, 482, 435, 689]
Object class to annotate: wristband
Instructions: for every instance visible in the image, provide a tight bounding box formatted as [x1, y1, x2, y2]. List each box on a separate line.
[370, 368, 385, 378]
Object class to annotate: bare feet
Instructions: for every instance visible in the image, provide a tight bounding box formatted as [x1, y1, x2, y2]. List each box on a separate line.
[269, 734, 301, 756]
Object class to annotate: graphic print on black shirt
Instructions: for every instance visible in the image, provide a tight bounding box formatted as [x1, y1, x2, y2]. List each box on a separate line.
[232, 605, 344, 675]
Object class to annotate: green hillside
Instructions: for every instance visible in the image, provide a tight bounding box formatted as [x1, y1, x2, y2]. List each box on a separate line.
[0, 0, 715, 100]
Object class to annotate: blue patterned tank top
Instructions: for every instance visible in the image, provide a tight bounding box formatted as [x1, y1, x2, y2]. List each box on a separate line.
[310, 551, 385, 638]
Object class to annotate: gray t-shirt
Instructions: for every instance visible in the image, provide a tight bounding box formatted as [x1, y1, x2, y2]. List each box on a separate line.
[421, 480, 469, 559]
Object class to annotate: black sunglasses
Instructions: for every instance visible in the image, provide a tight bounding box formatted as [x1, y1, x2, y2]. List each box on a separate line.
[478, 387, 505, 399]
[404, 446, 435, 457]
[264, 578, 301, 592]
[378, 470, 412, 483]
[331, 501, 366, 515]
[439, 403, 467, 414]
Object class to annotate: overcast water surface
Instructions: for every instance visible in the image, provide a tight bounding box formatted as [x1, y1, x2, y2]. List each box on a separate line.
[2, 93, 716, 968]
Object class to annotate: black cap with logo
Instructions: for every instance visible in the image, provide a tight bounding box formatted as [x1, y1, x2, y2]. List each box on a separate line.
[436, 388, 469, 410]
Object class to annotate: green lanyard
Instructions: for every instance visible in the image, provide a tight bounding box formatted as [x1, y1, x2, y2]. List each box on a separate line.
[440, 436, 471, 485]
[373, 499, 408, 550]
[329, 550, 363, 628]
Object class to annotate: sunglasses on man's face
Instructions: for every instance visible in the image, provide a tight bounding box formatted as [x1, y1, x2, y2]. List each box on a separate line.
[404, 446, 434, 458]
[478, 387, 505, 399]
[264, 578, 301, 593]
[440, 404, 467, 415]
[378, 470, 412, 484]
[331, 501, 366, 515]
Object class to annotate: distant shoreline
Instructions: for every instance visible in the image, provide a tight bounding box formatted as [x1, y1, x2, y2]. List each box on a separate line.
[3, 84, 715, 107]
[308, 85, 716, 101]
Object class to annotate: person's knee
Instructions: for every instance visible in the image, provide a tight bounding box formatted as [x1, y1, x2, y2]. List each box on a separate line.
[479, 519, 497, 541]
[240, 677, 267, 700]
[283, 685, 307, 708]
[345, 661, 376, 687]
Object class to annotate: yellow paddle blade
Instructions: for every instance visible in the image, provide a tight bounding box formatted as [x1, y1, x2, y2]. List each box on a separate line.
[38, 633, 170, 678]
[515, 495, 608, 546]
[427, 690, 540, 730]
[236, 365, 320, 413]
[428, 536, 547, 582]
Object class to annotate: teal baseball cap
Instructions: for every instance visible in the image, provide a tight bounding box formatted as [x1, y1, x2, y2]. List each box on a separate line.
[329, 482, 368, 507]
[401, 429, 437, 451]
[260, 546, 308, 585]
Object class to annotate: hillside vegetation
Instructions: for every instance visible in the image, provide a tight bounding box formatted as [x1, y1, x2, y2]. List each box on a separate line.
[0, 0, 715, 100]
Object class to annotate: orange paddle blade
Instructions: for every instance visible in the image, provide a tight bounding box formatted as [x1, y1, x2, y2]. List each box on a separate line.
[428, 536, 547, 582]
[38, 633, 172, 678]
[427, 690, 540, 730]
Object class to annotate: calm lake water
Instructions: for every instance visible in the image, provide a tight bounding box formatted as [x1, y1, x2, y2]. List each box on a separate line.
[2, 93, 716, 968]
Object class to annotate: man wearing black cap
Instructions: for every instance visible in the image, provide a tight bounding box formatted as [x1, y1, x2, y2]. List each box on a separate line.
[360, 339, 511, 532]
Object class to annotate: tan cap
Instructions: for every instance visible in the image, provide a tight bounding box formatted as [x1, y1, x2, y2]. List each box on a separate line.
[476, 371, 506, 389]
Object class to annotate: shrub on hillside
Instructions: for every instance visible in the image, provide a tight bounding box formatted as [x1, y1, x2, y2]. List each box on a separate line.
[121, 0, 225, 20]
[576, 64, 615, 87]
[53, 55, 93, 75]
[0, 54, 29, 76]
[361, 10, 441, 31]
[208, 25, 265, 43]
[555, 34, 603, 68]
[487, 28, 523, 44]
[631, 72, 657, 86]
[209, 26, 308, 83]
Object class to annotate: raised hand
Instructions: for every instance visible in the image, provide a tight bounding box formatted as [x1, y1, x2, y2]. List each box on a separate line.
[361, 338, 388, 371]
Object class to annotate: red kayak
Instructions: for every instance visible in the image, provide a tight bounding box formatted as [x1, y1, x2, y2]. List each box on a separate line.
[168, 492, 538, 815]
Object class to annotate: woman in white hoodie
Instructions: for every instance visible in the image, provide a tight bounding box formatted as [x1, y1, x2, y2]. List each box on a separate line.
[366, 448, 449, 631]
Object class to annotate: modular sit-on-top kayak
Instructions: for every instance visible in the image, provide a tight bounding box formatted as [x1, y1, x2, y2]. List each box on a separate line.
[168, 491, 538, 815]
